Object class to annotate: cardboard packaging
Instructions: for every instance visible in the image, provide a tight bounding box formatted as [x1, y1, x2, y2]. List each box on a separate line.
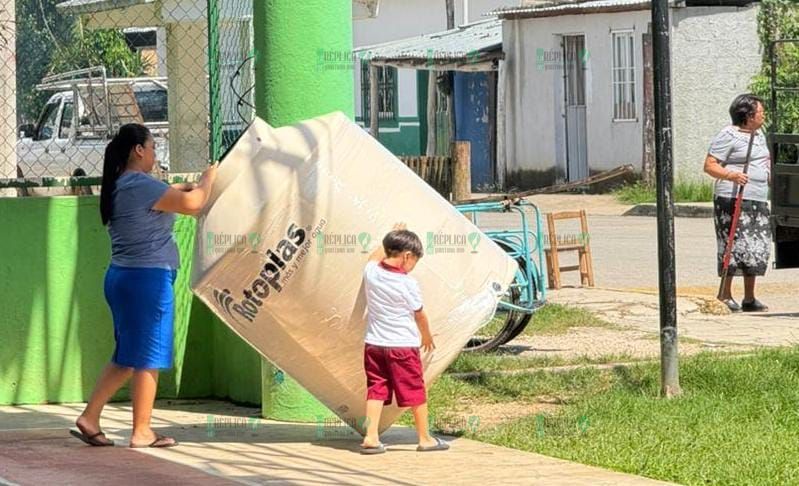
[191, 113, 518, 432]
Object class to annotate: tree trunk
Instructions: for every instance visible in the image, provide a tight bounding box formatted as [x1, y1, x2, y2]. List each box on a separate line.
[426, 71, 437, 156]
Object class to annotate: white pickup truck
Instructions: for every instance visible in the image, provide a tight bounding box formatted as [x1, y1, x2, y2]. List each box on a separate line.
[16, 67, 170, 179]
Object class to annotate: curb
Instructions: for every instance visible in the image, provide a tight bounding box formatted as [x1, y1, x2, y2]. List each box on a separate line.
[623, 203, 713, 218]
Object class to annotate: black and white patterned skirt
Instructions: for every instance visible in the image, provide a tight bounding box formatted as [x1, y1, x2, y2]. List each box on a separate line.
[714, 196, 771, 277]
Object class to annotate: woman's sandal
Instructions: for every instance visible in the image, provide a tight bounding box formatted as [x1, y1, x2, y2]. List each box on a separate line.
[129, 434, 179, 448]
[359, 443, 386, 455]
[718, 298, 741, 313]
[742, 299, 769, 312]
[70, 428, 114, 447]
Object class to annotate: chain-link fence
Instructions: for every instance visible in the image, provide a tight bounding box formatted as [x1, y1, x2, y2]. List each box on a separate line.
[0, 0, 252, 196]
[208, 0, 253, 161]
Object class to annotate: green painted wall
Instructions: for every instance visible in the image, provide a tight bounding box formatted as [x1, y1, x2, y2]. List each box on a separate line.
[354, 118, 423, 156]
[376, 124, 422, 156]
[0, 196, 261, 406]
[252, 0, 352, 422]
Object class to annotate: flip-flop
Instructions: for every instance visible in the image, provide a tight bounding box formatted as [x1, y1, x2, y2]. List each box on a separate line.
[742, 299, 769, 312]
[129, 434, 178, 449]
[70, 429, 115, 447]
[718, 298, 741, 313]
[359, 443, 386, 455]
[416, 437, 450, 452]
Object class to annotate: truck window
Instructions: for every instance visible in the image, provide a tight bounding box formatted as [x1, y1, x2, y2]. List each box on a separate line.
[36, 101, 60, 141]
[134, 89, 168, 123]
[59, 101, 74, 139]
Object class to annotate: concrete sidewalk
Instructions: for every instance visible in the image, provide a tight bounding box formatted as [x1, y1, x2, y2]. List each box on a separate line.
[550, 286, 799, 348]
[0, 400, 675, 486]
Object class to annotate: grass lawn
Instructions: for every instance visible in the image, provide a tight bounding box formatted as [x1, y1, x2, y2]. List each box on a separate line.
[476, 303, 618, 339]
[423, 348, 799, 485]
[613, 180, 714, 204]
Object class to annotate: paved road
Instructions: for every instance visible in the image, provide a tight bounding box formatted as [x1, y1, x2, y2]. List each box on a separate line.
[473, 197, 799, 348]
[475, 203, 799, 299]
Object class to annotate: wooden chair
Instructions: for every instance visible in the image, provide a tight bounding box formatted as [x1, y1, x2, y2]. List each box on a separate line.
[544, 210, 595, 290]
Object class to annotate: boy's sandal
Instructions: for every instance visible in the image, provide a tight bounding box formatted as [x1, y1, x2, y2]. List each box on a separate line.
[742, 299, 769, 313]
[360, 443, 386, 455]
[70, 428, 114, 447]
[416, 437, 450, 452]
[129, 434, 178, 448]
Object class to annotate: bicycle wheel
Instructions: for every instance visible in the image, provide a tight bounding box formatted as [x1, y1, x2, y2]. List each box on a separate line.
[463, 241, 533, 352]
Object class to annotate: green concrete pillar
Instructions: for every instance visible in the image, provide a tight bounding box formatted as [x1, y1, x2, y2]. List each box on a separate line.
[253, 0, 353, 422]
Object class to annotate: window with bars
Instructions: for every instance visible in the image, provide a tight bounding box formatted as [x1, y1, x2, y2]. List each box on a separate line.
[612, 31, 637, 121]
[361, 62, 397, 125]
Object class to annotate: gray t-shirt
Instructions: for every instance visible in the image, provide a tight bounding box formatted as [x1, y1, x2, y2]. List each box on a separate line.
[708, 125, 770, 202]
[108, 171, 179, 269]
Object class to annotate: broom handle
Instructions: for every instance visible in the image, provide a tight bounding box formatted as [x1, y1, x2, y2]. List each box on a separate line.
[717, 129, 757, 299]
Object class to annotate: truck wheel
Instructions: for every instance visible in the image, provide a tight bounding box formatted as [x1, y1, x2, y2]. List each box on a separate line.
[16, 166, 29, 197]
[71, 168, 92, 196]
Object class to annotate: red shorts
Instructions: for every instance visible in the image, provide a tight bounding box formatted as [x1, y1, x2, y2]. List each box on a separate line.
[364, 344, 427, 407]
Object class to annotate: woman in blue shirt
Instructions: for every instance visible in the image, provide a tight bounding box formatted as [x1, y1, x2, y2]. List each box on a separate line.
[71, 123, 217, 448]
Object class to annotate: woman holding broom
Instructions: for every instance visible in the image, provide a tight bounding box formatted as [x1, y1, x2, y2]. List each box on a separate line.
[704, 94, 770, 313]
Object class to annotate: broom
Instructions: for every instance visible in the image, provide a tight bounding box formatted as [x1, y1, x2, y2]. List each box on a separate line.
[717, 129, 757, 300]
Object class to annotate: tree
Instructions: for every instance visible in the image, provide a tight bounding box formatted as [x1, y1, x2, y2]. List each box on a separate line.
[14, 0, 147, 125]
[48, 22, 149, 77]
[0, 9, 11, 50]
[15, 0, 74, 124]
[750, 0, 799, 163]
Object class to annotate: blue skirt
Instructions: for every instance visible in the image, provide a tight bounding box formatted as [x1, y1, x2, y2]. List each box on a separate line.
[104, 265, 177, 370]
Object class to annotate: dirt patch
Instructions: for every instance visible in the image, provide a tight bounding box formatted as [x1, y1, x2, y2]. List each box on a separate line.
[436, 400, 562, 434]
[506, 327, 750, 362]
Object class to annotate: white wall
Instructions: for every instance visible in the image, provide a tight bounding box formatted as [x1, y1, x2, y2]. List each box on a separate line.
[671, 5, 761, 181]
[503, 10, 649, 185]
[352, 0, 510, 121]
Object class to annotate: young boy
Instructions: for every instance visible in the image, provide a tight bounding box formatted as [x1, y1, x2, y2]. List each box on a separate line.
[359, 224, 450, 454]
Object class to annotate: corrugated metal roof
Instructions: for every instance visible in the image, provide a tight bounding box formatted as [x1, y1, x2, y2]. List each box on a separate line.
[353, 18, 502, 65]
[489, 0, 755, 18]
[56, 0, 153, 15]
[489, 0, 678, 17]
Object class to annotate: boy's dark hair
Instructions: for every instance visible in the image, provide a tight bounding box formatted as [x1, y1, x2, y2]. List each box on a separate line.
[383, 230, 424, 258]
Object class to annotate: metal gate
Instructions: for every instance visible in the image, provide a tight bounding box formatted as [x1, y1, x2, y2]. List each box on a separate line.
[562, 35, 588, 182]
[768, 39, 799, 269]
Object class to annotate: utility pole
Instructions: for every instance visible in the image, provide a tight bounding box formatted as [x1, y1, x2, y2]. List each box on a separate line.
[651, 0, 681, 397]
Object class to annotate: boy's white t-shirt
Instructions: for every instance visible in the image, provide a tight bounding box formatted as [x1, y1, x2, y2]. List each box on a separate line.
[363, 260, 424, 347]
